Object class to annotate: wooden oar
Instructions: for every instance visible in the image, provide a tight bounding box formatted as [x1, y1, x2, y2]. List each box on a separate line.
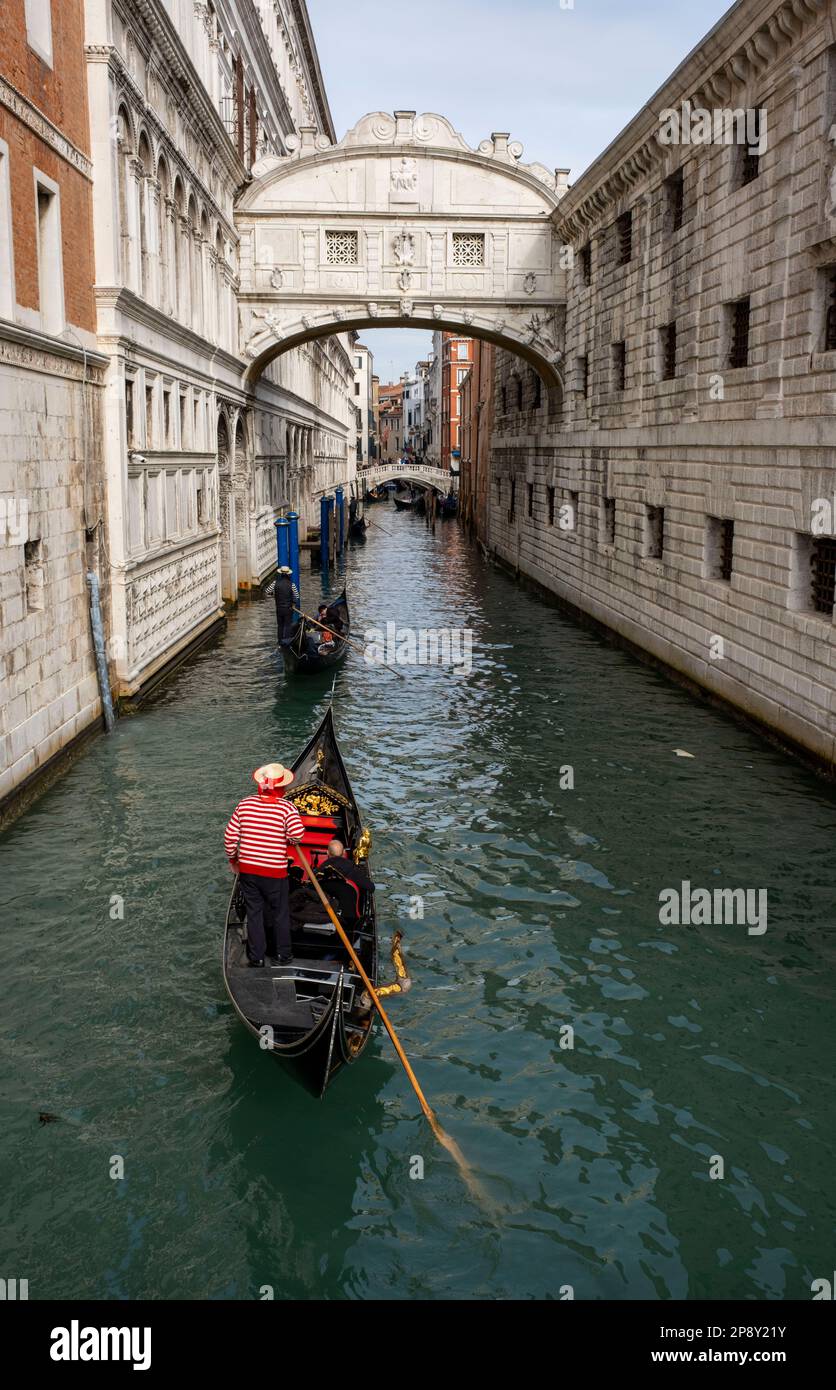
[293, 843, 487, 1205]
[365, 517, 396, 537]
[292, 607, 407, 680]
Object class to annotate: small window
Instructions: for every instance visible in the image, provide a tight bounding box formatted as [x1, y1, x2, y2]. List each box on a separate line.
[728, 297, 751, 369]
[737, 110, 762, 187]
[35, 175, 63, 333]
[616, 211, 632, 266]
[612, 341, 626, 392]
[706, 516, 734, 582]
[660, 322, 677, 381]
[25, 0, 53, 66]
[601, 496, 616, 546]
[516, 376, 524, 411]
[811, 537, 836, 615]
[580, 243, 592, 286]
[822, 266, 836, 352]
[325, 230, 359, 266]
[163, 388, 172, 446]
[527, 483, 534, 519]
[145, 383, 154, 448]
[547, 486, 555, 525]
[354, 381, 360, 396]
[531, 371, 542, 409]
[645, 505, 665, 559]
[24, 537, 45, 612]
[665, 169, 684, 233]
[179, 393, 188, 447]
[500, 386, 507, 414]
[452, 232, 485, 267]
[125, 379, 135, 447]
[577, 354, 589, 398]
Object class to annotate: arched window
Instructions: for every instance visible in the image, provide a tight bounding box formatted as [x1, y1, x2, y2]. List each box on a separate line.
[200, 210, 210, 340]
[215, 227, 225, 348]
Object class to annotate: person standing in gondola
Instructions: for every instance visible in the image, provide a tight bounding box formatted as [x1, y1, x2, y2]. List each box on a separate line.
[274, 566, 299, 645]
[224, 763, 305, 967]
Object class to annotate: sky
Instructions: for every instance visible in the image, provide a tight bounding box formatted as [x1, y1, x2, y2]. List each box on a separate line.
[308, 0, 733, 379]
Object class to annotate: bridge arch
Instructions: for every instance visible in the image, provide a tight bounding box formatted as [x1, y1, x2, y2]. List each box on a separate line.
[235, 111, 568, 392]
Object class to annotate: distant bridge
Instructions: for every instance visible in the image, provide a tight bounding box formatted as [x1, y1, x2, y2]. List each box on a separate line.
[359, 463, 455, 493]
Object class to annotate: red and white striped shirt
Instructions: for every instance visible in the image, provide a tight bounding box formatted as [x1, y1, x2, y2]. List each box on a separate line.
[224, 794, 305, 878]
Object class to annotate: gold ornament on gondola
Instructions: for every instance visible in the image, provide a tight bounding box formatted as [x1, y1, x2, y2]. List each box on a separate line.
[378, 931, 412, 998]
[354, 826, 372, 862]
[289, 782, 351, 814]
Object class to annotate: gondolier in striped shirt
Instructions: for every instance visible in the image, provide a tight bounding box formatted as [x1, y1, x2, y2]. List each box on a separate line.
[224, 763, 305, 967]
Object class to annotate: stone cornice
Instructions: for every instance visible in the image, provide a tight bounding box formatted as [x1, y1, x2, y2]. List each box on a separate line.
[0, 318, 109, 377]
[95, 286, 244, 372]
[555, 0, 828, 243]
[289, 0, 337, 143]
[0, 74, 93, 180]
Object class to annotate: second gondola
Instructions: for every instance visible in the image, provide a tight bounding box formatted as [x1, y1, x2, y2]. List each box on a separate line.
[282, 589, 350, 675]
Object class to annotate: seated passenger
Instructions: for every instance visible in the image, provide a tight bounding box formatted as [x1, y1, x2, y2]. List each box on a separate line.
[320, 839, 374, 923]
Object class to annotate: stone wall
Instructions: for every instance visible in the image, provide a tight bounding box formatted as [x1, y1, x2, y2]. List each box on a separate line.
[486, 0, 836, 769]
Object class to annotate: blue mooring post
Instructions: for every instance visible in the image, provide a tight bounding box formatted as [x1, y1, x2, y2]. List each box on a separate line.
[275, 516, 290, 575]
[335, 487, 345, 553]
[288, 512, 300, 594]
[320, 495, 330, 575]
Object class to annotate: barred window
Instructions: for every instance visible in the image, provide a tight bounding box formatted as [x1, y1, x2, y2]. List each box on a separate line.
[660, 322, 677, 381]
[612, 341, 626, 392]
[616, 211, 632, 266]
[811, 537, 836, 616]
[824, 268, 836, 352]
[665, 169, 684, 232]
[728, 297, 751, 369]
[452, 232, 485, 267]
[325, 230, 359, 265]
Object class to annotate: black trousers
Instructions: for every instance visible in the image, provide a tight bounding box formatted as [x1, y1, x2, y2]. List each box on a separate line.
[240, 874, 291, 962]
[276, 609, 294, 643]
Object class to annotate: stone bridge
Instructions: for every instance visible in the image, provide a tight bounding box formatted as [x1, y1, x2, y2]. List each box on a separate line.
[359, 463, 455, 493]
[235, 111, 569, 394]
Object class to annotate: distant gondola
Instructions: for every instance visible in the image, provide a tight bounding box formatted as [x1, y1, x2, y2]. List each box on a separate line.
[349, 516, 368, 543]
[440, 493, 458, 518]
[393, 492, 417, 511]
[281, 589, 349, 674]
[222, 708, 378, 1097]
[415, 491, 427, 517]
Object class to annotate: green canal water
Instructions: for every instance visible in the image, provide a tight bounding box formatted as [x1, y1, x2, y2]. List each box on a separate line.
[1, 511, 835, 1301]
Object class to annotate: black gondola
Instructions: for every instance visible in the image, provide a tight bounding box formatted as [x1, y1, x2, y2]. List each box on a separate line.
[440, 493, 458, 517]
[415, 490, 427, 517]
[349, 516, 368, 543]
[393, 492, 417, 511]
[222, 709, 378, 1097]
[281, 589, 349, 674]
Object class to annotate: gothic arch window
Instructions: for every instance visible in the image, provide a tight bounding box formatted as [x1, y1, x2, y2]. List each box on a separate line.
[173, 178, 186, 322]
[187, 194, 200, 334]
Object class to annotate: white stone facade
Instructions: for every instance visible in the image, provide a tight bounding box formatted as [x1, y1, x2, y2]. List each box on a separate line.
[488, 0, 836, 768]
[85, 0, 354, 694]
[352, 341, 374, 464]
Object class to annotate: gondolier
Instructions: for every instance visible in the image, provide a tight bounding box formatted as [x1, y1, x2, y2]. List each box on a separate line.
[274, 566, 299, 644]
[224, 763, 305, 967]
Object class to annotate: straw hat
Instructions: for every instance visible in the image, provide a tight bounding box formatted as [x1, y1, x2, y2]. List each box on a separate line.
[278, 565, 292, 575]
[253, 763, 294, 791]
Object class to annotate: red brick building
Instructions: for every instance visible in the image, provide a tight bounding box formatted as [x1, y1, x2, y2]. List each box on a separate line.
[439, 332, 473, 471]
[378, 381, 404, 462]
[459, 339, 495, 544]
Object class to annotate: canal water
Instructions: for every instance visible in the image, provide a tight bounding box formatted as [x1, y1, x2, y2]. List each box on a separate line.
[1, 509, 835, 1301]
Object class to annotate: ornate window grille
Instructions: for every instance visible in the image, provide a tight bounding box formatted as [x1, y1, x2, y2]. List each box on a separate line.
[452, 233, 485, 267]
[616, 211, 632, 265]
[325, 230, 359, 266]
[824, 269, 836, 352]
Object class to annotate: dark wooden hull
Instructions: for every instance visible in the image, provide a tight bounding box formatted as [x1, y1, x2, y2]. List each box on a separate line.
[222, 708, 378, 1097]
[393, 495, 416, 511]
[281, 590, 349, 675]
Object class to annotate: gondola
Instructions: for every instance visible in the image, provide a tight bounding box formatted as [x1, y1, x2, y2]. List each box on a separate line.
[222, 708, 378, 1097]
[393, 492, 417, 511]
[415, 490, 427, 517]
[440, 492, 458, 518]
[349, 515, 368, 543]
[281, 589, 349, 674]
